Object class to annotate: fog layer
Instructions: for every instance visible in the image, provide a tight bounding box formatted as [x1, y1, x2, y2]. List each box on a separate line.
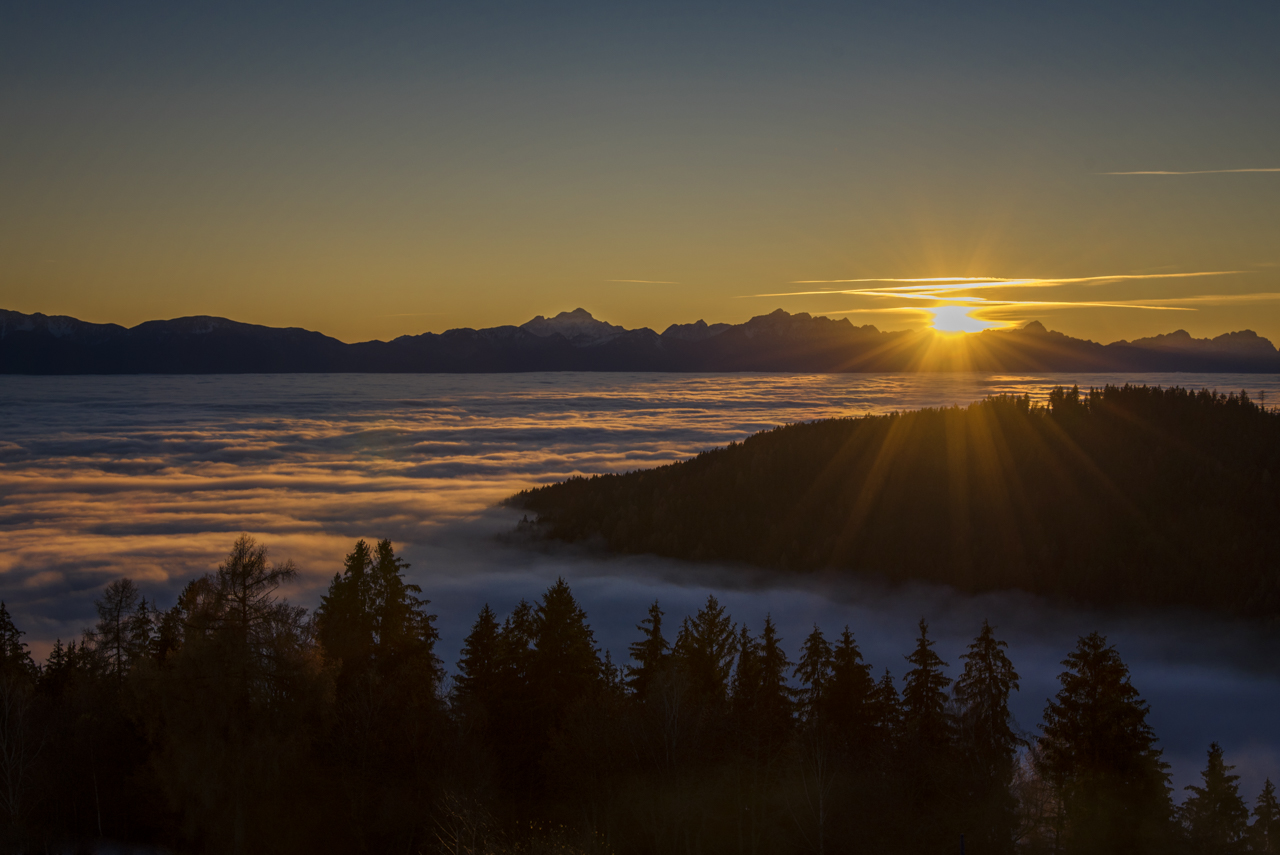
[2, 372, 1278, 795]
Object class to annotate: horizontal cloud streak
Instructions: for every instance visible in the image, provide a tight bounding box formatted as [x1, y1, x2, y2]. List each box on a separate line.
[1102, 168, 1280, 175]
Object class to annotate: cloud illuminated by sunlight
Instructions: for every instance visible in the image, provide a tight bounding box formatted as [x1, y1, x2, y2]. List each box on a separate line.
[738, 269, 1277, 324]
[1101, 168, 1280, 175]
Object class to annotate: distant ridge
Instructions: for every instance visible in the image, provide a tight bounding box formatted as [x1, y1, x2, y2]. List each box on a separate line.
[2, 307, 1278, 374]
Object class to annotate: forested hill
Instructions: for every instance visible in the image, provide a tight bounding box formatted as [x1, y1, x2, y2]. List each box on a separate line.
[513, 385, 1280, 617]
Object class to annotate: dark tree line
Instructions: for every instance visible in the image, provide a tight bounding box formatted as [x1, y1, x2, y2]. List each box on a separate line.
[514, 384, 1280, 617]
[1, 542, 1278, 854]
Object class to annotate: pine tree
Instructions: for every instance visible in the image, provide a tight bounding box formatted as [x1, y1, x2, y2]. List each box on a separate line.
[456, 603, 502, 707]
[626, 600, 669, 700]
[672, 595, 737, 703]
[901, 618, 951, 746]
[827, 626, 876, 751]
[954, 620, 1022, 855]
[1037, 632, 1174, 855]
[731, 624, 762, 714]
[128, 597, 157, 663]
[371, 541, 437, 660]
[316, 539, 376, 682]
[0, 602, 36, 680]
[532, 578, 602, 724]
[1251, 778, 1280, 854]
[871, 668, 901, 741]
[1181, 742, 1248, 855]
[756, 616, 792, 744]
[794, 624, 832, 723]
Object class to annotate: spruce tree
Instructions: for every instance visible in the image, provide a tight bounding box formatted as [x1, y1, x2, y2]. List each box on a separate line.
[626, 600, 670, 700]
[316, 539, 376, 683]
[794, 624, 832, 723]
[1251, 778, 1280, 854]
[954, 620, 1022, 855]
[672, 595, 737, 704]
[756, 616, 793, 745]
[899, 619, 956, 851]
[532, 579, 602, 728]
[827, 626, 876, 751]
[871, 668, 901, 742]
[0, 602, 36, 680]
[1037, 632, 1173, 855]
[456, 603, 502, 707]
[1181, 742, 1248, 855]
[901, 618, 952, 745]
[128, 597, 157, 663]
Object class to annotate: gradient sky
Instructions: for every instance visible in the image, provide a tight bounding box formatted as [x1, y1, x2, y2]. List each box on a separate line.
[2, 1, 1278, 343]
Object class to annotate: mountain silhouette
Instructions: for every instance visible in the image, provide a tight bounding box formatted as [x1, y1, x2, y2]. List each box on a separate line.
[3, 307, 1278, 374]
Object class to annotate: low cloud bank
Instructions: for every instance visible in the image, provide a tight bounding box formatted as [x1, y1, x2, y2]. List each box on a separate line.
[2, 372, 1279, 798]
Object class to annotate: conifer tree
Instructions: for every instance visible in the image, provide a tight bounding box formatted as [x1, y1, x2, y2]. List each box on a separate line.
[1181, 742, 1248, 855]
[871, 668, 901, 741]
[731, 624, 762, 713]
[794, 624, 832, 723]
[456, 603, 502, 707]
[827, 626, 876, 750]
[901, 618, 951, 745]
[673, 595, 737, 703]
[316, 539, 376, 682]
[1251, 778, 1280, 854]
[128, 597, 157, 663]
[369, 538, 439, 680]
[0, 602, 36, 680]
[532, 578, 602, 720]
[498, 599, 536, 694]
[954, 620, 1022, 855]
[1037, 632, 1173, 855]
[752, 617, 792, 746]
[626, 600, 669, 700]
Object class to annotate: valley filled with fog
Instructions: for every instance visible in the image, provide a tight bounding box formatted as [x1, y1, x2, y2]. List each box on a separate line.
[3, 371, 1279, 795]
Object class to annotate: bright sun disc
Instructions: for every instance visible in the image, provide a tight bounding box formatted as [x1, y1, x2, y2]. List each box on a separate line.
[927, 306, 1000, 333]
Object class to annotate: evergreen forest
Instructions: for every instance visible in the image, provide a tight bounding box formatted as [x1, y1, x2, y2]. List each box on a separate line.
[1, 536, 1277, 854]
[514, 385, 1280, 617]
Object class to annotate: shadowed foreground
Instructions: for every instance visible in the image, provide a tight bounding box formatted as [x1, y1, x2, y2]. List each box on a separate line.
[2, 540, 1277, 855]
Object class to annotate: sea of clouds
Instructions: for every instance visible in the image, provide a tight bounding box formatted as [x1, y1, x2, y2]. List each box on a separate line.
[2, 371, 1279, 796]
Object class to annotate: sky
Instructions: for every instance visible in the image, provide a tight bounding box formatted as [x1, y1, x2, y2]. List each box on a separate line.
[1, 1, 1278, 343]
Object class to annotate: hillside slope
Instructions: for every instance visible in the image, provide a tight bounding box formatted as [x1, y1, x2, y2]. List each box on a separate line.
[513, 385, 1280, 617]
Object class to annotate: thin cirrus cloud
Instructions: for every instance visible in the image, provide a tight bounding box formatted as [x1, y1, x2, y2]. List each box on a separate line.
[744, 270, 1268, 314]
[1101, 168, 1280, 175]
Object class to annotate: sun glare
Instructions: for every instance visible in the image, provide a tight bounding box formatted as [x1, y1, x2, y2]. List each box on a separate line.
[926, 306, 1001, 334]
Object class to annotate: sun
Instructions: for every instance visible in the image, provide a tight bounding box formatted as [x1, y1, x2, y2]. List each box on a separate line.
[926, 306, 1002, 334]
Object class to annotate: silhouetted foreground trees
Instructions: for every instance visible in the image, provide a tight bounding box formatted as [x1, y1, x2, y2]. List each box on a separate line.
[2, 545, 1276, 854]
[514, 384, 1280, 617]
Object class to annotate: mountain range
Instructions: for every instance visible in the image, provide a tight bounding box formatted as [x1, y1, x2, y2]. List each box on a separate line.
[3, 307, 1278, 374]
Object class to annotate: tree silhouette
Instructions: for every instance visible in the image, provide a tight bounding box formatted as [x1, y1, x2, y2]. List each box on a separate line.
[90, 578, 141, 679]
[1181, 742, 1248, 855]
[673, 595, 737, 705]
[794, 625, 832, 724]
[954, 620, 1021, 855]
[1251, 778, 1280, 854]
[0, 604, 35, 681]
[1038, 632, 1173, 855]
[456, 603, 502, 709]
[901, 618, 951, 746]
[626, 600, 670, 701]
